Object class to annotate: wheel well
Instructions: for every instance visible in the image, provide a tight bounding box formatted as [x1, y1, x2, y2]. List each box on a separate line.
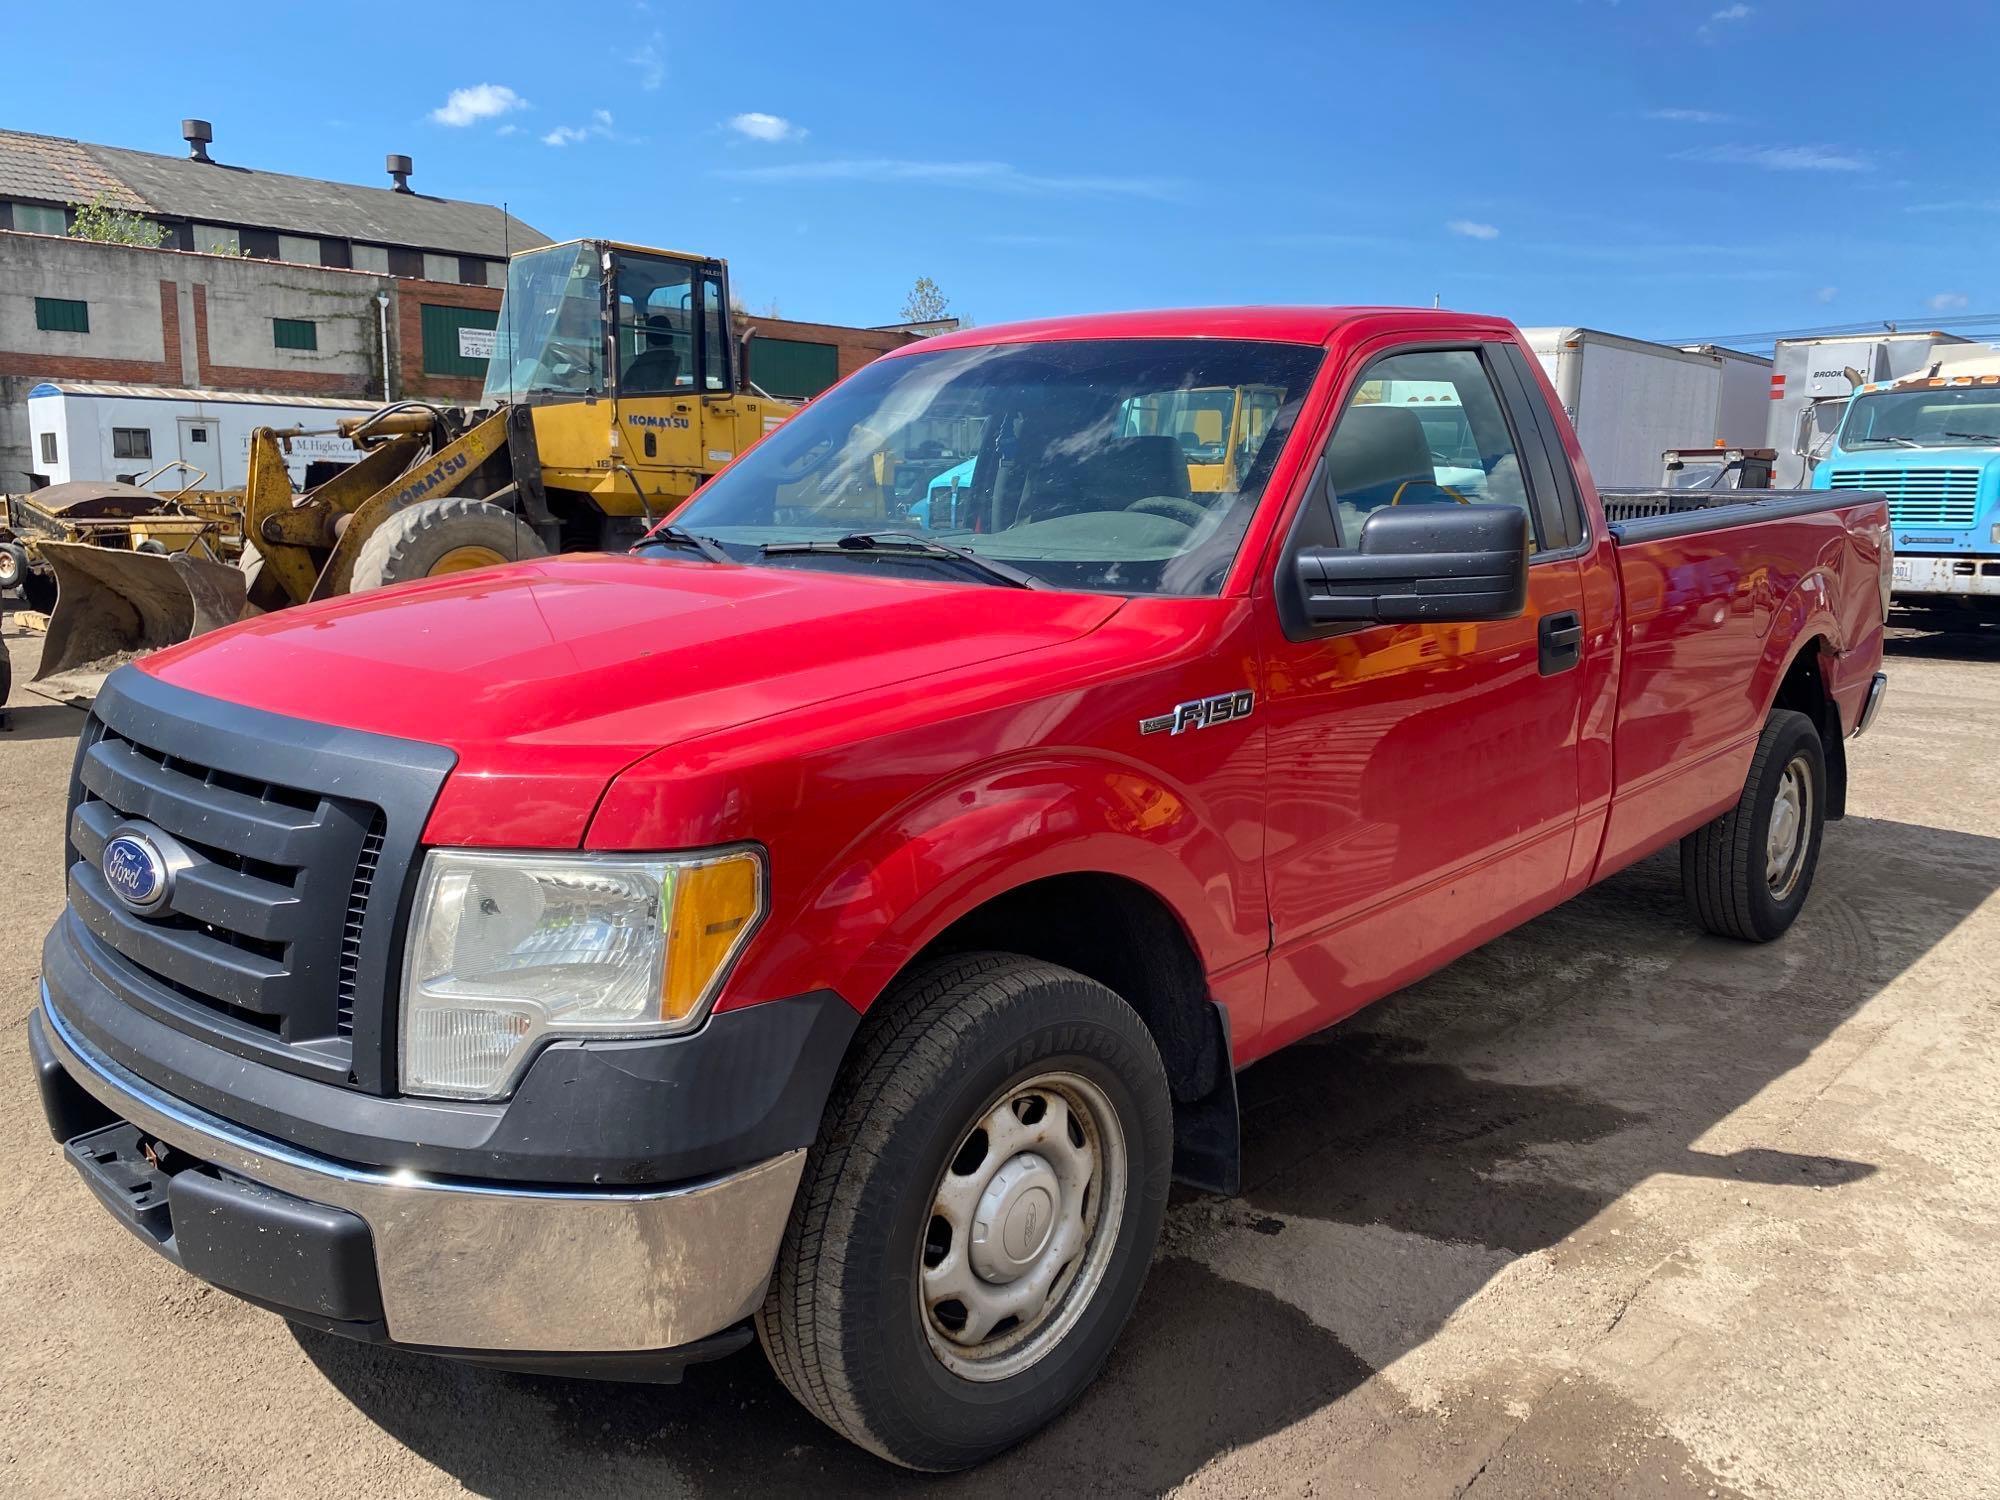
[917, 873, 1227, 1106]
[1772, 637, 1847, 820]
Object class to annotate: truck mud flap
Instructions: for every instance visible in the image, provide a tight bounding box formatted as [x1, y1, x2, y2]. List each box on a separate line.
[30, 541, 247, 705]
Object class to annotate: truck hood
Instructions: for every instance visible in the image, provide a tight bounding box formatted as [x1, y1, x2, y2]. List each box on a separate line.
[142, 554, 1123, 846]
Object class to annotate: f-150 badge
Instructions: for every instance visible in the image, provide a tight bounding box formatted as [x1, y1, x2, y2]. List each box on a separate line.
[1140, 690, 1255, 736]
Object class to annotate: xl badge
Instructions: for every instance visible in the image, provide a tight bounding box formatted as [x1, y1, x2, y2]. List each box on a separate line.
[1140, 690, 1255, 737]
[101, 828, 172, 914]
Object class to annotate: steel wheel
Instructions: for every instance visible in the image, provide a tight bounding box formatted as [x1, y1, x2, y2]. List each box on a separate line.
[1765, 751, 1813, 900]
[918, 1071, 1126, 1382]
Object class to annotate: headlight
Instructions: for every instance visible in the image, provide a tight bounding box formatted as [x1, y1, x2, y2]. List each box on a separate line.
[398, 847, 765, 1100]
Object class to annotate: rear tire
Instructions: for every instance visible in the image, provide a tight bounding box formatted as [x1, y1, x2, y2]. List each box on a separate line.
[756, 953, 1173, 1470]
[0, 543, 24, 592]
[1681, 709, 1826, 942]
[348, 497, 546, 593]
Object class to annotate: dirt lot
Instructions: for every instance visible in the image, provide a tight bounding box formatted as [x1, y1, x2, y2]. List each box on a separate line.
[2, 615, 1996, 1499]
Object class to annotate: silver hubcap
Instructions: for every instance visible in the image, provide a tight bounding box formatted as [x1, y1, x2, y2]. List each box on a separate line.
[919, 1072, 1125, 1382]
[1766, 753, 1813, 900]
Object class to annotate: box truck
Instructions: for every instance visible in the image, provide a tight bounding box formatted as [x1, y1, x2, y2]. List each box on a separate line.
[1765, 332, 1971, 488]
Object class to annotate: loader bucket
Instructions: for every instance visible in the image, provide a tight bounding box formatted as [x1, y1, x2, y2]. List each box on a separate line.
[30, 541, 247, 704]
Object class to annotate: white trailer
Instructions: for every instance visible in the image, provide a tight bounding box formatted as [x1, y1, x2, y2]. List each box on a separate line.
[23, 382, 377, 493]
[1520, 328, 1732, 488]
[1680, 344, 1774, 449]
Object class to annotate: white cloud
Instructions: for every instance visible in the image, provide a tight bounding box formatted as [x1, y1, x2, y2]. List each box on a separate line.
[715, 157, 1179, 200]
[1815, 286, 1838, 303]
[431, 83, 525, 127]
[1647, 107, 1732, 123]
[1711, 2, 1751, 17]
[496, 123, 519, 138]
[542, 112, 619, 148]
[629, 31, 665, 90]
[1927, 292, 1970, 312]
[727, 112, 807, 144]
[1447, 219, 1500, 240]
[1674, 142, 1872, 172]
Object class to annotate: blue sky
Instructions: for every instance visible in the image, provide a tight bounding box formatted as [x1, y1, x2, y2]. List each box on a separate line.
[9, 0, 1995, 348]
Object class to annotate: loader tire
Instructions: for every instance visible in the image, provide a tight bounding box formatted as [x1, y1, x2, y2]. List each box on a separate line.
[19, 568, 57, 615]
[0, 543, 24, 593]
[1681, 709, 1825, 943]
[348, 498, 546, 593]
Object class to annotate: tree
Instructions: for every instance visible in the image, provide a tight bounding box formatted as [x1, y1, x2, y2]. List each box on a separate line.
[899, 276, 950, 324]
[66, 192, 167, 248]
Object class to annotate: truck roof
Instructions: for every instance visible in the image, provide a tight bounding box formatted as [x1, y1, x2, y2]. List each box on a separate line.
[895, 306, 1519, 355]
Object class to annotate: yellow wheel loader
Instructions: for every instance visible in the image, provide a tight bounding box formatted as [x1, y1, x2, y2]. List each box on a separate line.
[26, 239, 794, 702]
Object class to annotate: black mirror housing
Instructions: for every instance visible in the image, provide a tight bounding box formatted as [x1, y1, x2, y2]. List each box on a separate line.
[1291, 504, 1530, 628]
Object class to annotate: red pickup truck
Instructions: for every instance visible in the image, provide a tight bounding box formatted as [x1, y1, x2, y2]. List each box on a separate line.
[31, 308, 1889, 1470]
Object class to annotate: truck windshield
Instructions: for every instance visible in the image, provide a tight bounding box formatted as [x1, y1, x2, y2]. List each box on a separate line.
[668, 338, 1322, 595]
[1838, 386, 2000, 448]
[481, 242, 602, 402]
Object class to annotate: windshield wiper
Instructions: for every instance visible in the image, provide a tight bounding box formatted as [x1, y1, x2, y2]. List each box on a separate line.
[1942, 430, 2000, 445]
[635, 524, 732, 563]
[1846, 435, 1922, 449]
[760, 531, 1045, 589]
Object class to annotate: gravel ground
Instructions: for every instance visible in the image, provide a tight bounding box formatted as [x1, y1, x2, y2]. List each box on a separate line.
[2, 612, 1996, 1499]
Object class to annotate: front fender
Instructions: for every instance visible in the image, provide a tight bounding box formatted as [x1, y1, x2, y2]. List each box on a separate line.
[758, 751, 1260, 1014]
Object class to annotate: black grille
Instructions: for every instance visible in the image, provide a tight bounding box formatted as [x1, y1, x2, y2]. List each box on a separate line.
[337, 818, 387, 1036]
[65, 669, 454, 1092]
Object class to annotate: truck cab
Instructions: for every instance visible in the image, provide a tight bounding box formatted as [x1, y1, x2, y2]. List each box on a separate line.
[1812, 358, 2000, 620]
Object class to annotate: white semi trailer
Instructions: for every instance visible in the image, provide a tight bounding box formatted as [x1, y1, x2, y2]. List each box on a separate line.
[1519, 329, 1768, 488]
[23, 382, 376, 493]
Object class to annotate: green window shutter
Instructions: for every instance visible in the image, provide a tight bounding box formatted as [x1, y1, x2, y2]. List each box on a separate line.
[272, 318, 317, 351]
[748, 337, 840, 399]
[421, 302, 500, 378]
[35, 297, 89, 333]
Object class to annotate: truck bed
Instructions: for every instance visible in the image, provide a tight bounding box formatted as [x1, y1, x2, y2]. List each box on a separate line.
[1593, 487, 1891, 878]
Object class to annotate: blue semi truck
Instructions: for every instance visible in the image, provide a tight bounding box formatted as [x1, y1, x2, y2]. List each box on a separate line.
[1812, 348, 2000, 625]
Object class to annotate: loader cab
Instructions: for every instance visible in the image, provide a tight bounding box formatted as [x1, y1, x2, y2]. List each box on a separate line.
[481, 239, 738, 405]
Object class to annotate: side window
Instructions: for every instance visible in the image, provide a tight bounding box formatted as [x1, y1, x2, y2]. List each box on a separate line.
[1315, 348, 1537, 551]
[700, 271, 728, 391]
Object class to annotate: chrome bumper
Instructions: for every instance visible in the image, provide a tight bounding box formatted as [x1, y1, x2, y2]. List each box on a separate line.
[40, 992, 805, 1353]
[1855, 671, 1889, 736]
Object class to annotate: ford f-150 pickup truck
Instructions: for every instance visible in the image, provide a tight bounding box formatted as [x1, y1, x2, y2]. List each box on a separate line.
[30, 307, 1891, 1471]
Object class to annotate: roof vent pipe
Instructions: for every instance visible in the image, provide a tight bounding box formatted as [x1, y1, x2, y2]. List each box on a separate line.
[386, 154, 414, 194]
[182, 119, 214, 163]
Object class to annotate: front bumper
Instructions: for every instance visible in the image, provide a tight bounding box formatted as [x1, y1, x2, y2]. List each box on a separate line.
[33, 989, 805, 1358]
[1890, 554, 2000, 600]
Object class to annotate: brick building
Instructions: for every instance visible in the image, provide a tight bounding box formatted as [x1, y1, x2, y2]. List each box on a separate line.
[0, 121, 549, 486]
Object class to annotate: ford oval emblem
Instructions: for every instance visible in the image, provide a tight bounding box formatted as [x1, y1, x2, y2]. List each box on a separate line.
[102, 832, 171, 914]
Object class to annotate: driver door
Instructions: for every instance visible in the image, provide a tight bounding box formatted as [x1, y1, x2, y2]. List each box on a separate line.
[1259, 337, 1588, 1049]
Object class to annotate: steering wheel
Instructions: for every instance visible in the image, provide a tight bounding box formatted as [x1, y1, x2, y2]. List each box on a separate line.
[1388, 481, 1472, 506]
[1124, 496, 1209, 527]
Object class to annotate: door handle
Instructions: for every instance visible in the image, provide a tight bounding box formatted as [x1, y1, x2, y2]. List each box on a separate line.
[1539, 611, 1583, 676]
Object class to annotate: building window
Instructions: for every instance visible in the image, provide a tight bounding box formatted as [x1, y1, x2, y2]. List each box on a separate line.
[13, 202, 66, 235]
[40, 432, 59, 465]
[457, 255, 487, 287]
[351, 243, 391, 275]
[273, 318, 318, 351]
[747, 336, 841, 399]
[277, 234, 320, 265]
[112, 428, 153, 460]
[35, 297, 89, 334]
[194, 223, 240, 255]
[420, 302, 500, 377]
[422, 252, 459, 284]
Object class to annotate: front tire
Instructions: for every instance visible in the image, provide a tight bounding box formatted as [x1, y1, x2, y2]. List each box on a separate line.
[756, 953, 1173, 1470]
[1681, 708, 1826, 941]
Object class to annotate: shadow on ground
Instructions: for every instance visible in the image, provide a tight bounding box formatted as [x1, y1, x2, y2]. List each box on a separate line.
[1885, 618, 2000, 663]
[282, 814, 2000, 1494]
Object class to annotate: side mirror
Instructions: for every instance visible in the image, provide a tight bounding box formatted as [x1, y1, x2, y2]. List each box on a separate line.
[1291, 504, 1529, 627]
